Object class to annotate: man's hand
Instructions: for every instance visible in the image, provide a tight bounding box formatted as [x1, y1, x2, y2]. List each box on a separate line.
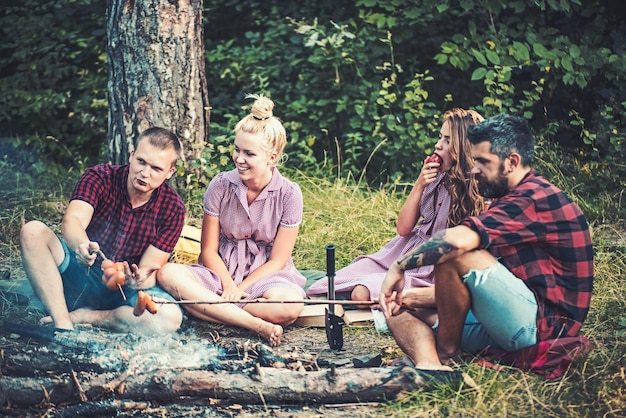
[101, 259, 126, 290]
[76, 242, 99, 267]
[379, 265, 406, 319]
[126, 263, 159, 289]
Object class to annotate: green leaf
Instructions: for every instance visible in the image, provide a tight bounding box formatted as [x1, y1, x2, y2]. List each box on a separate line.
[486, 50, 501, 65]
[472, 49, 488, 65]
[561, 56, 574, 72]
[512, 41, 530, 62]
[434, 53, 448, 65]
[471, 67, 487, 80]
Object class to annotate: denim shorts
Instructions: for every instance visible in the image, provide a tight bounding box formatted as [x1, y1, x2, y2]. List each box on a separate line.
[58, 240, 176, 312]
[460, 262, 538, 353]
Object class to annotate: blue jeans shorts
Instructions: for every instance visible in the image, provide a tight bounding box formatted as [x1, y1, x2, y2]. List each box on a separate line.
[58, 239, 177, 312]
[460, 261, 538, 353]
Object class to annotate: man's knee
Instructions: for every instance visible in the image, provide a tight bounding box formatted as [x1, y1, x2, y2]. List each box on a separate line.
[439, 249, 498, 276]
[20, 220, 49, 245]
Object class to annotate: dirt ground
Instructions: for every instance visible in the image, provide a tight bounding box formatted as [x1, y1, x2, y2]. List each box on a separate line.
[0, 264, 401, 417]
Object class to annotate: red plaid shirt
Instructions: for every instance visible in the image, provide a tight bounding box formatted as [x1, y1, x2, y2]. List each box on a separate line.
[71, 164, 185, 266]
[462, 171, 594, 341]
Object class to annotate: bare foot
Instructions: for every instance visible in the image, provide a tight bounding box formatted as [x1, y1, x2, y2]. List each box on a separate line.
[67, 308, 98, 324]
[41, 308, 101, 327]
[437, 345, 464, 366]
[257, 321, 283, 347]
[413, 362, 454, 371]
[39, 315, 73, 330]
[387, 353, 454, 372]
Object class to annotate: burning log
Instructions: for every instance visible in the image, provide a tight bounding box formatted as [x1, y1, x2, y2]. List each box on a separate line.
[0, 365, 465, 407]
[1, 323, 467, 409]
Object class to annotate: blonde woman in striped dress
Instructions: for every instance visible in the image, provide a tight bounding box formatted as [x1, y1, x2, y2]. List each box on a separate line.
[157, 95, 305, 347]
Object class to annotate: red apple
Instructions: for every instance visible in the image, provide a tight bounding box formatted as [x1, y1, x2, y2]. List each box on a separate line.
[426, 153, 442, 164]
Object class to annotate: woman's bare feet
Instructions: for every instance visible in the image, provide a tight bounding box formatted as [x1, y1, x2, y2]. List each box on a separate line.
[257, 320, 283, 347]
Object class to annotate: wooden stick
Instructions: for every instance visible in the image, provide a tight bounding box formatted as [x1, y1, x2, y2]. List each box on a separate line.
[151, 296, 377, 306]
[94, 249, 109, 261]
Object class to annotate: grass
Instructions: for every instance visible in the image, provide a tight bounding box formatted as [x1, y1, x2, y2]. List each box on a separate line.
[1, 160, 625, 417]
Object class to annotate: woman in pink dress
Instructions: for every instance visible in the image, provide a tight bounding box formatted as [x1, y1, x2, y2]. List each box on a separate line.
[306, 108, 486, 309]
[157, 94, 305, 347]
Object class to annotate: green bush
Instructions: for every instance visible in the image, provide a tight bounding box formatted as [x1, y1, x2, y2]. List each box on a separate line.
[0, 0, 107, 168]
[1, 0, 624, 221]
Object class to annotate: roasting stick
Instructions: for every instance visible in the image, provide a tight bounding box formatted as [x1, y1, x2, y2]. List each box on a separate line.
[151, 297, 378, 306]
[137, 297, 417, 317]
[93, 249, 126, 301]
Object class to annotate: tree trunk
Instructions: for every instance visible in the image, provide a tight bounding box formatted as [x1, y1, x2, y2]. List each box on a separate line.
[106, 0, 209, 164]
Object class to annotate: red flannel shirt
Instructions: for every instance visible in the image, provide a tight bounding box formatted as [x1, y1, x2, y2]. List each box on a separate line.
[462, 170, 594, 341]
[71, 164, 185, 266]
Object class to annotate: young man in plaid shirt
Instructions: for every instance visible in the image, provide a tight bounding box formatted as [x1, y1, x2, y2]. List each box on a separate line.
[21, 127, 185, 334]
[379, 114, 594, 371]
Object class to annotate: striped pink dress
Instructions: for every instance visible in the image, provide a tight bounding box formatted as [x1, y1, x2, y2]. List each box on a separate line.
[306, 172, 450, 300]
[187, 168, 306, 304]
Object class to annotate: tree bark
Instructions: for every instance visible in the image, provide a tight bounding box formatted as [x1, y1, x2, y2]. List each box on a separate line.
[106, 0, 209, 164]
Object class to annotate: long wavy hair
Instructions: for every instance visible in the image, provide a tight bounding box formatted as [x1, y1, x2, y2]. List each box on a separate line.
[441, 108, 486, 226]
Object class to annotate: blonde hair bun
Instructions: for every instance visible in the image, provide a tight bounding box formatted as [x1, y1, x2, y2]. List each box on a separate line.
[249, 94, 274, 121]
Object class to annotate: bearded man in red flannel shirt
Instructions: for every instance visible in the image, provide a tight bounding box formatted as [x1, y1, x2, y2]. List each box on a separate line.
[20, 127, 186, 335]
[379, 114, 594, 371]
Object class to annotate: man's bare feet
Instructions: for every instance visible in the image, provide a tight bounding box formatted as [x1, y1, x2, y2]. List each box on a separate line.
[39, 315, 73, 330]
[414, 362, 454, 371]
[436, 345, 464, 366]
[257, 320, 283, 347]
[41, 308, 103, 328]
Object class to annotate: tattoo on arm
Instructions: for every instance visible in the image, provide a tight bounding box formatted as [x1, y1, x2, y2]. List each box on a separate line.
[396, 234, 455, 271]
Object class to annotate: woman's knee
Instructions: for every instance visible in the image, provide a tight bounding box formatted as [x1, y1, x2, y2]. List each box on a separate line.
[156, 263, 183, 289]
[351, 285, 371, 301]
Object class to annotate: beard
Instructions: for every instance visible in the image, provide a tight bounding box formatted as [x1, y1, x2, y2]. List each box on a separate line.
[476, 172, 509, 199]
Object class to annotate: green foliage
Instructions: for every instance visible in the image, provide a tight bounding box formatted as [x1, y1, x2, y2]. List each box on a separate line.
[0, 0, 107, 167]
[1, 0, 625, 221]
[199, 0, 625, 215]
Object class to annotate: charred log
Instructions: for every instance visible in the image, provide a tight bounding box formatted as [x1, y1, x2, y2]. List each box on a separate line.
[0, 366, 464, 406]
[1, 322, 466, 409]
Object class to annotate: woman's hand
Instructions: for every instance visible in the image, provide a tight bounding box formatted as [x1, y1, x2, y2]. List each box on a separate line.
[221, 281, 249, 302]
[417, 155, 441, 187]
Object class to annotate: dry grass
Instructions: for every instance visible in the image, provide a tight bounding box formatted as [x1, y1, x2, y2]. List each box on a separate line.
[1, 163, 625, 417]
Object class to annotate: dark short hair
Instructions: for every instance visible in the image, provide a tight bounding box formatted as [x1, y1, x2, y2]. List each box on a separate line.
[467, 114, 534, 166]
[136, 127, 182, 161]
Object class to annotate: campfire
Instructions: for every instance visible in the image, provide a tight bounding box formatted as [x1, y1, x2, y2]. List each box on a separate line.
[1, 322, 465, 415]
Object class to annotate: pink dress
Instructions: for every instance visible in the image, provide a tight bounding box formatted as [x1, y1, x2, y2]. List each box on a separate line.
[187, 168, 306, 303]
[306, 172, 450, 300]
